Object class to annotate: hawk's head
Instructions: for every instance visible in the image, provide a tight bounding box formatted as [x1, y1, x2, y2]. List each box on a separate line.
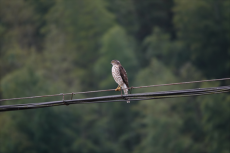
[111, 60, 121, 66]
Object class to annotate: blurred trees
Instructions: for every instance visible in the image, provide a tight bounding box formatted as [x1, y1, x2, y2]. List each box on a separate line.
[43, 0, 114, 91]
[0, 0, 229, 152]
[174, 0, 230, 78]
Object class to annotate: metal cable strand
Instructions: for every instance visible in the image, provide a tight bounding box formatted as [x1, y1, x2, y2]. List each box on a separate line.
[0, 77, 229, 102]
[0, 85, 229, 112]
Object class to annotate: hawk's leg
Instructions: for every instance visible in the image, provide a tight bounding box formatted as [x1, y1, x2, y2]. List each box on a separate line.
[115, 85, 121, 91]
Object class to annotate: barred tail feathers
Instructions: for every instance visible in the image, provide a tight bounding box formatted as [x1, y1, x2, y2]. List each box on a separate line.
[121, 84, 130, 103]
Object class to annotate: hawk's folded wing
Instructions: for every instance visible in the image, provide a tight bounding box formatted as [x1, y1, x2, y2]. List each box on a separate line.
[119, 65, 129, 88]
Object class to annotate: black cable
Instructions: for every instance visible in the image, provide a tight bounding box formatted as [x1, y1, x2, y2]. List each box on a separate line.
[0, 86, 229, 112]
[1, 77, 229, 102]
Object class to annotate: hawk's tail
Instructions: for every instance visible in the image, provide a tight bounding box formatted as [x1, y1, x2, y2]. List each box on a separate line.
[122, 84, 130, 103]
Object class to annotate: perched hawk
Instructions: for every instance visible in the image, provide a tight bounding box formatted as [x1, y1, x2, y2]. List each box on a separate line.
[111, 60, 130, 103]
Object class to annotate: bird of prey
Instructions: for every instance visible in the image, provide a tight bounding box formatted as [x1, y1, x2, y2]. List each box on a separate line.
[111, 60, 130, 103]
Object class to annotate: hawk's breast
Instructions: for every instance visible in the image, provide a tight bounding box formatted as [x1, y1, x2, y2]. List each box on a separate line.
[112, 65, 124, 85]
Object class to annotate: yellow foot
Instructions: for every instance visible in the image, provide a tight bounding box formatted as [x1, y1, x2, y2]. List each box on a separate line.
[115, 86, 121, 91]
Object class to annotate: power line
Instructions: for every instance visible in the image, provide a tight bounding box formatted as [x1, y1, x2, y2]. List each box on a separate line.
[0, 77, 229, 102]
[0, 85, 229, 112]
[131, 77, 230, 89]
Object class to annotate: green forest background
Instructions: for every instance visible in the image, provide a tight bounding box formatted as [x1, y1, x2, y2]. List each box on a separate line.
[0, 0, 229, 152]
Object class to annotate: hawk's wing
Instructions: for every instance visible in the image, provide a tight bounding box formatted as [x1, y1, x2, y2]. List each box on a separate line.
[119, 65, 129, 88]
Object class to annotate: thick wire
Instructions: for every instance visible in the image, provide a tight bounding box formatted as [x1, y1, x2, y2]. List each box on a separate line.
[0, 85, 229, 112]
[0, 78, 229, 102]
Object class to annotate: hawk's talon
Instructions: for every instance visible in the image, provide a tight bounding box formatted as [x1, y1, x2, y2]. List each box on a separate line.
[115, 85, 121, 91]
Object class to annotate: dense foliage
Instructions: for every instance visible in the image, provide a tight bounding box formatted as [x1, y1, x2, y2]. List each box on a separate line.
[0, 0, 229, 152]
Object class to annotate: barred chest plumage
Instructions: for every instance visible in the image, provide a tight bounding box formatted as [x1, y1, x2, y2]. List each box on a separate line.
[112, 65, 124, 86]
